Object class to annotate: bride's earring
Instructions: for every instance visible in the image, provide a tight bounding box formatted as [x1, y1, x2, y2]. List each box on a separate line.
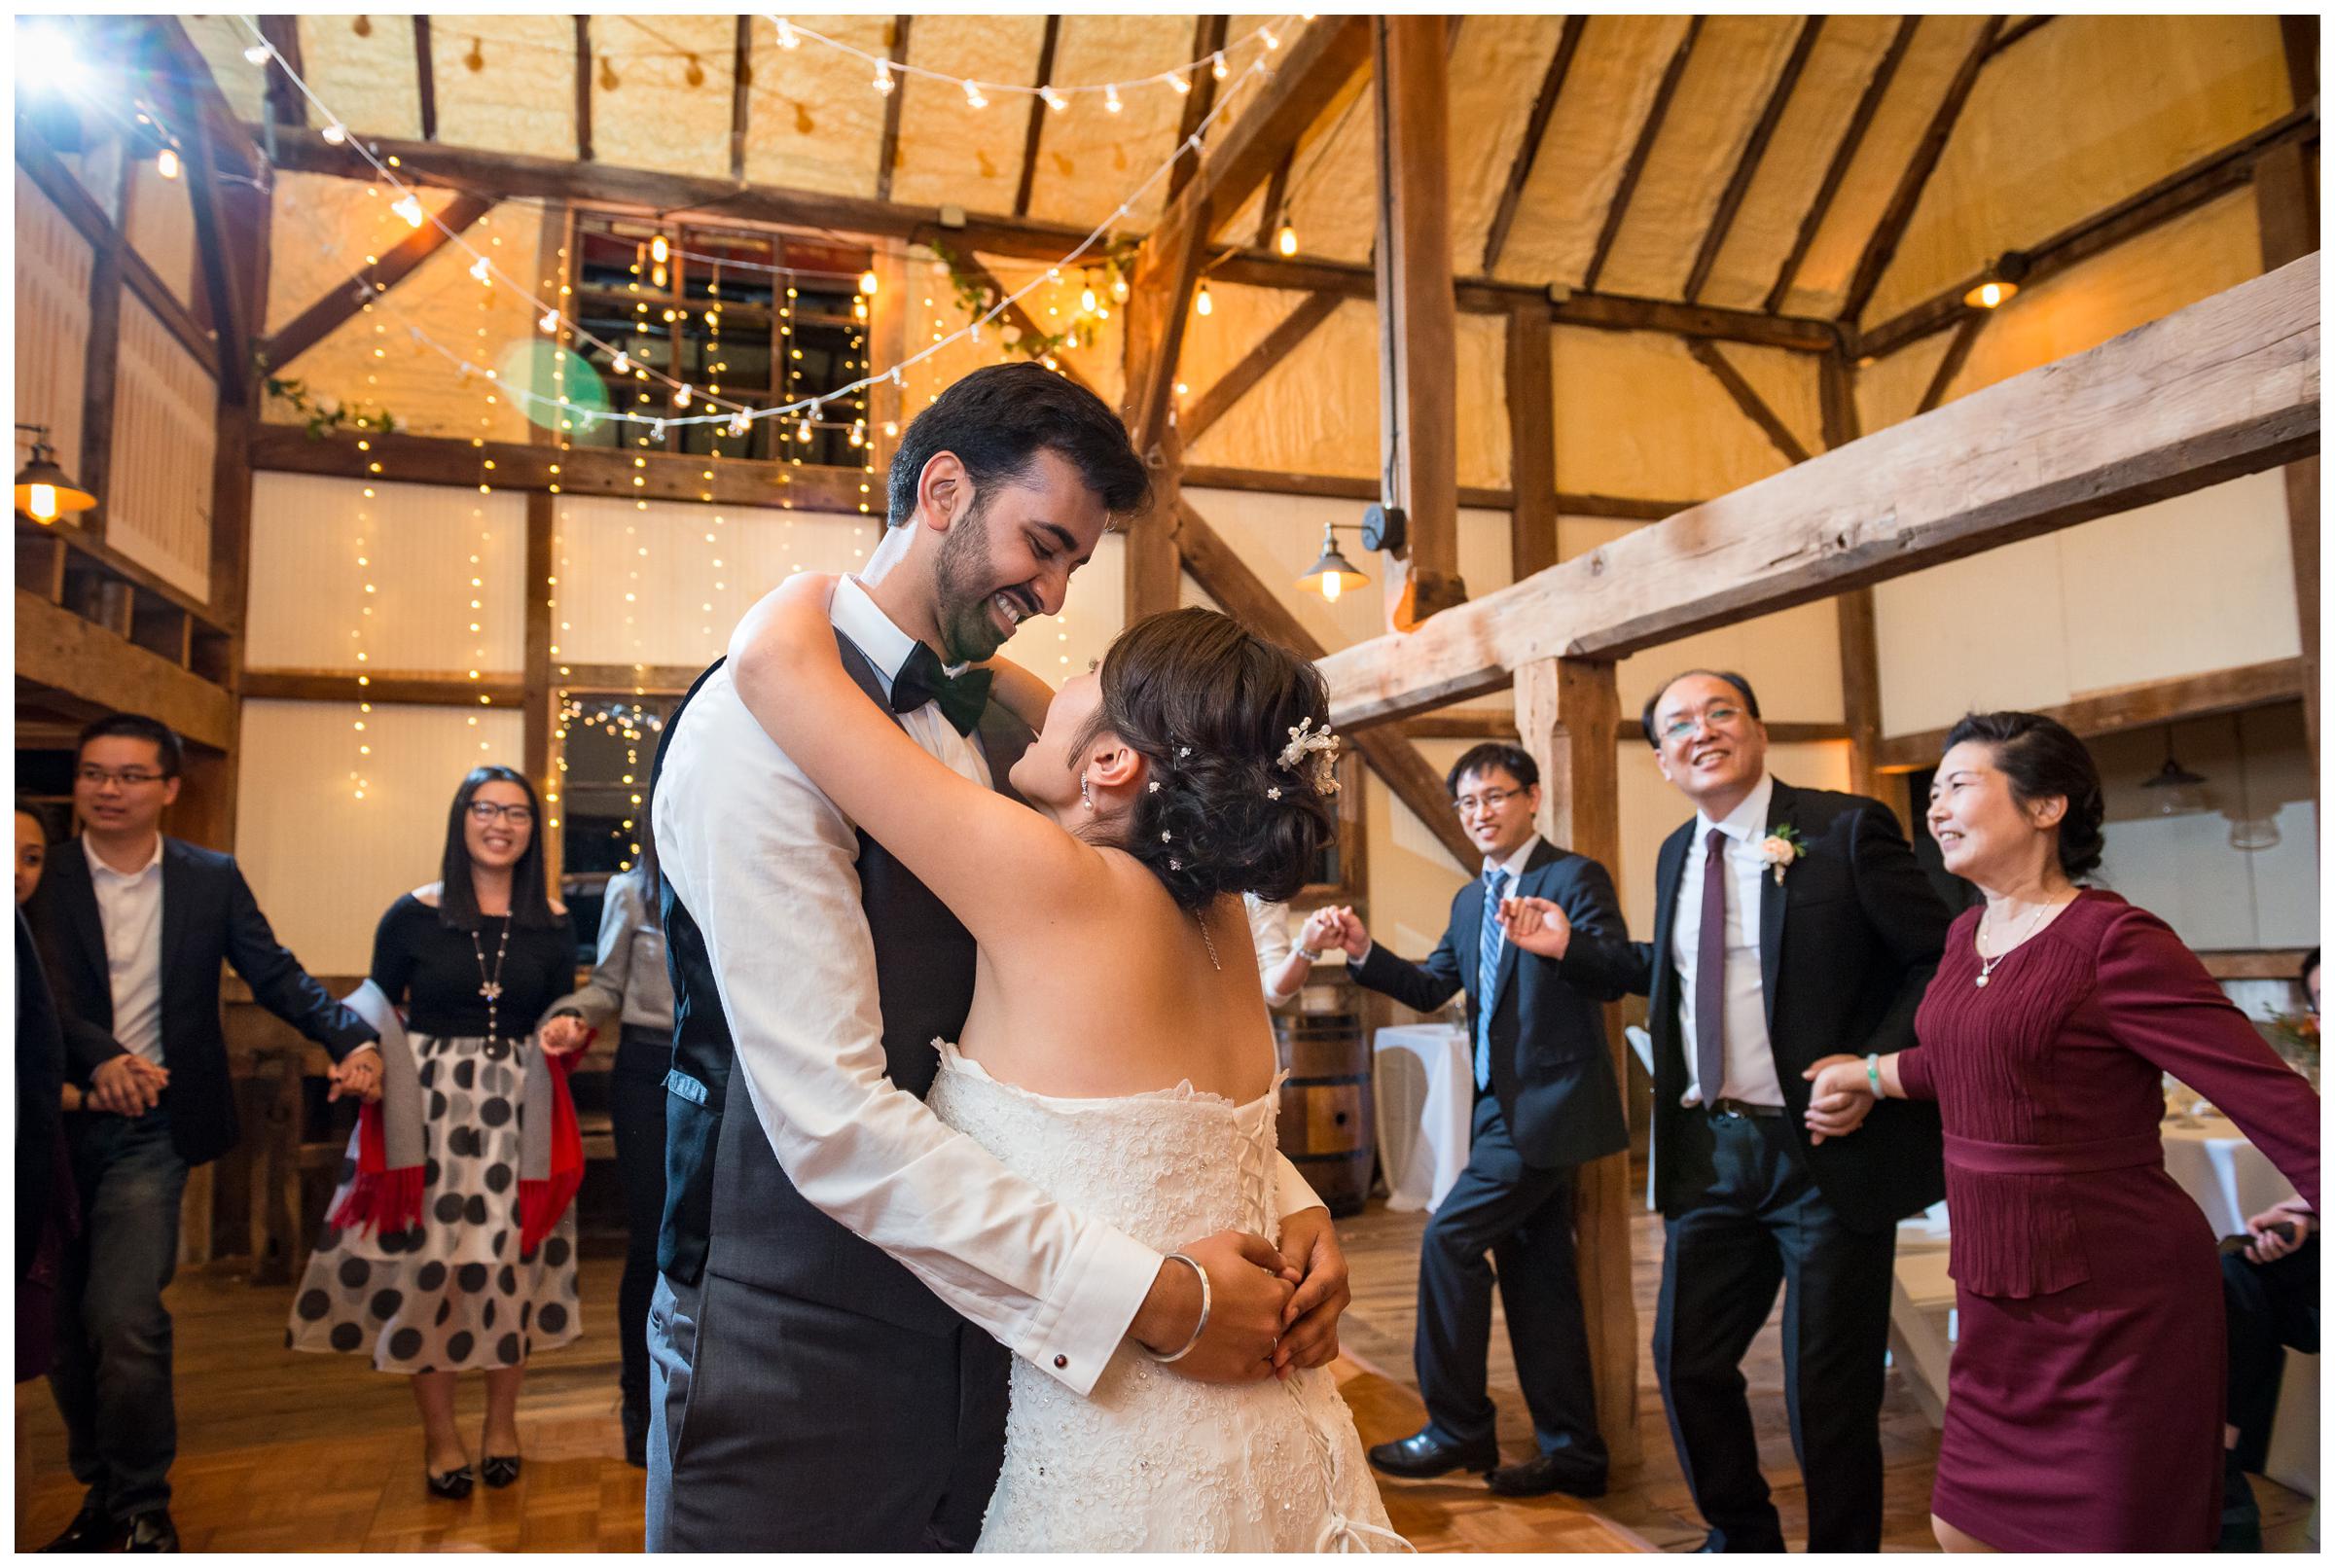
[1080, 772, 1095, 811]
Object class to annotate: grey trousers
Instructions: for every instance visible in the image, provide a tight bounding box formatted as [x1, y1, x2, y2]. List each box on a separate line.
[646, 1269, 1010, 1551]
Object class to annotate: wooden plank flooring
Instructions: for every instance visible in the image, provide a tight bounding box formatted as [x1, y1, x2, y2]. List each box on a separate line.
[15, 1183, 2317, 1551]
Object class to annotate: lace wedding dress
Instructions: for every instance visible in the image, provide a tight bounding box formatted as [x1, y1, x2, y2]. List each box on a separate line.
[928, 1043, 1409, 1552]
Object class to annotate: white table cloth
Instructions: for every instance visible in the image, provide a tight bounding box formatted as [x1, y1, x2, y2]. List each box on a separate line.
[1372, 1024, 1470, 1213]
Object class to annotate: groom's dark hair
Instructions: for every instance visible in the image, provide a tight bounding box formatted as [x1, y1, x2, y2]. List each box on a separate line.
[884, 361, 1150, 528]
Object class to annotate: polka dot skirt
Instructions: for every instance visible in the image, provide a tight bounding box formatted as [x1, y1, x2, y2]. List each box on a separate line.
[286, 1033, 582, 1372]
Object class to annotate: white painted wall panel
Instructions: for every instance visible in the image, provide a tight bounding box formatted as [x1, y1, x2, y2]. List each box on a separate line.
[246, 474, 526, 674]
[15, 168, 92, 480]
[106, 294, 215, 599]
[236, 700, 529, 974]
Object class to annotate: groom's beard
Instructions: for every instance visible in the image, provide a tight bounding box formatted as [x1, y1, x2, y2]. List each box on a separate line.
[932, 495, 1018, 664]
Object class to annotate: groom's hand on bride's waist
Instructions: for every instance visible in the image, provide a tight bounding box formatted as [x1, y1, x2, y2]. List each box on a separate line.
[1130, 1229, 1298, 1384]
[1273, 1206, 1349, 1377]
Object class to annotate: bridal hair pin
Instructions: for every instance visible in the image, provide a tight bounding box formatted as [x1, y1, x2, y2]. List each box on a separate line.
[1277, 718, 1342, 796]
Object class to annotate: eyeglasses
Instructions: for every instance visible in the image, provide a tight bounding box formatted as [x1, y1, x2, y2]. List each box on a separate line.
[76, 766, 169, 788]
[1658, 704, 1744, 745]
[1452, 787, 1526, 819]
[466, 802, 536, 826]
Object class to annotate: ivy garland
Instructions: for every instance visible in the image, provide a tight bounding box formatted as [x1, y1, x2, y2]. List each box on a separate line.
[254, 350, 401, 441]
[926, 239, 1136, 366]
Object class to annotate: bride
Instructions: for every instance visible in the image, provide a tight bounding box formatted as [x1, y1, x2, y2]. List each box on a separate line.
[730, 580, 1405, 1552]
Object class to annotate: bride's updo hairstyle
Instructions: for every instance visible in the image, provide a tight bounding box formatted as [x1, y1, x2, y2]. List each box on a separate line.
[1080, 608, 1340, 911]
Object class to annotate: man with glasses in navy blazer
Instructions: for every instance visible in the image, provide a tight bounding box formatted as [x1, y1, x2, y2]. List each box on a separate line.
[1317, 742, 1631, 1501]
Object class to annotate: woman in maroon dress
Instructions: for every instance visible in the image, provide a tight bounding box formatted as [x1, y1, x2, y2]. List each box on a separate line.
[1806, 711, 2318, 1551]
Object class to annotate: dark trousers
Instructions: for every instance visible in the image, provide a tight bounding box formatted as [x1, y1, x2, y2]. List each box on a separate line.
[48, 1106, 191, 1521]
[646, 1268, 1009, 1550]
[1417, 1091, 1605, 1477]
[1654, 1109, 1896, 1552]
[2222, 1235, 2318, 1473]
[609, 1030, 671, 1434]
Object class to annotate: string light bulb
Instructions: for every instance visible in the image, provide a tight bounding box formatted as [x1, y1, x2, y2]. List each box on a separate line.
[1104, 83, 1122, 114]
[775, 17, 800, 49]
[1276, 221, 1299, 257]
[322, 122, 347, 145]
[1040, 86, 1066, 112]
[156, 147, 181, 180]
[392, 194, 424, 228]
[962, 79, 988, 110]
[797, 418, 814, 443]
[1081, 285, 1097, 313]
[1261, 25, 1281, 50]
[651, 234, 669, 265]
[539, 308, 559, 333]
[1195, 281, 1214, 317]
[1211, 51, 1228, 81]
[1170, 70, 1192, 96]
[612, 350, 630, 375]
[874, 60, 893, 94]
[242, 41, 269, 64]
[673, 383, 693, 408]
[469, 255, 492, 285]
[859, 267, 880, 296]
[1112, 273, 1131, 303]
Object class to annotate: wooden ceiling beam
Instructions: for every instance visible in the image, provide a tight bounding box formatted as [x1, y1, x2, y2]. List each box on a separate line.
[1914, 312, 1988, 415]
[18, 590, 234, 752]
[874, 17, 913, 203]
[1987, 16, 2054, 59]
[1167, 16, 1232, 201]
[248, 425, 876, 514]
[1583, 17, 1703, 293]
[1684, 339, 1811, 466]
[1875, 658, 2306, 771]
[1842, 17, 2004, 324]
[257, 17, 305, 128]
[1855, 106, 2320, 360]
[729, 15, 753, 184]
[1174, 500, 1482, 868]
[952, 253, 1103, 404]
[573, 16, 593, 162]
[1764, 17, 1917, 315]
[1013, 16, 1061, 219]
[179, 84, 252, 405]
[1254, 148, 1296, 249]
[1182, 291, 1344, 445]
[1176, 462, 1696, 520]
[413, 16, 439, 141]
[1317, 258, 2319, 728]
[1685, 17, 1821, 303]
[1483, 17, 1586, 278]
[261, 193, 496, 372]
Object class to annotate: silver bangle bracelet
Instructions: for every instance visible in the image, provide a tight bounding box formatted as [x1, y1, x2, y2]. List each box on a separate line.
[1293, 945, 1323, 963]
[1865, 1052, 1884, 1096]
[1143, 1251, 1211, 1364]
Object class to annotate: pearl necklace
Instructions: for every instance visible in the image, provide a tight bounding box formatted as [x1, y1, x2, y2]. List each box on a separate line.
[1974, 896, 2063, 988]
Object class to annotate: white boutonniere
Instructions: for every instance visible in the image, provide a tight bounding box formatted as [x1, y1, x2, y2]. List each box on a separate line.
[1758, 824, 1806, 885]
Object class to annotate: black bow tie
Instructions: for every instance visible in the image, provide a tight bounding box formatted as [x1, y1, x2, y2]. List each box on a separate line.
[891, 642, 993, 736]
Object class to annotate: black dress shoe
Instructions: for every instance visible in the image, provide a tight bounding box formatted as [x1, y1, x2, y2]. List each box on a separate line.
[426, 1465, 475, 1501]
[121, 1511, 179, 1552]
[1366, 1429, 1500, 1479]
[481, 1455, 521, 1488]
[39, 1501, 124, 1553]
[1692, 1530, 1786, 1552]
[1486, 1452, 1607, 1499]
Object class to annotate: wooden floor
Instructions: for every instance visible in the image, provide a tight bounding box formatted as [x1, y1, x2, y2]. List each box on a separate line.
[15, 1186, 2318, 1552]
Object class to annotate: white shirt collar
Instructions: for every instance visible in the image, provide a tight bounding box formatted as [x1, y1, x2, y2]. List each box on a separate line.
[84, 834, 163, 881]
[1482, 835, 1541, 884]
[830, 575, 927, 698]
[1696, 771, 1776, 845]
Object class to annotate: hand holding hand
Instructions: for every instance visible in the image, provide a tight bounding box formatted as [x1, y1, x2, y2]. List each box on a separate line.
[1496, 895, 1571, 959]
[1147, 1229, 1299, 1385]
[1801, 1054, 1874, 1145]
[1329, 907, 1371, 960]
[1273, 1207, 1350, 1376]
[89, 1054, 168, 1117]
[2243, 1194, 2317, 1264]
[537, 1016, 593, 1057]
[1297, 907, 1346, 956]
[327, 1045, 383, 1104]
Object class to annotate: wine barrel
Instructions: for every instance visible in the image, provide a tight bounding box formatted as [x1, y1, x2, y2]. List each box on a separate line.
[1272, 981, 1375, 1217]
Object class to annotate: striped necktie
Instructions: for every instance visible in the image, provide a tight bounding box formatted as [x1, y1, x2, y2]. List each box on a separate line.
[1475, 868, 1510, 1091]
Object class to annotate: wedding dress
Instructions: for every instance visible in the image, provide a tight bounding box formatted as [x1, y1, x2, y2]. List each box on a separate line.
[928, 1042, 1410, 1552]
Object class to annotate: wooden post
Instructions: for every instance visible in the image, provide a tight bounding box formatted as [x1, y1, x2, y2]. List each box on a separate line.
[1506, 302, 1558, 582]
[2256, 18, 2318, 773]
[1373, 17, 1466, 630]
[1820, 353, 1890, 814]
[1514, 656, 1638, 1466]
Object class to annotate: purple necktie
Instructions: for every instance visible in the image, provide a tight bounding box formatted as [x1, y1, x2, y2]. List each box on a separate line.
[1696, 827, 1729, 1106]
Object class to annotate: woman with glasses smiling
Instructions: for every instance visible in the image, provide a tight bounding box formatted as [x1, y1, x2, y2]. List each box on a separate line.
[288, 766, 586, 1500]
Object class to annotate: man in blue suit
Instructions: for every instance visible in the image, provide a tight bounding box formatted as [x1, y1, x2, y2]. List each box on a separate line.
[1322, 742, 1630, 1500]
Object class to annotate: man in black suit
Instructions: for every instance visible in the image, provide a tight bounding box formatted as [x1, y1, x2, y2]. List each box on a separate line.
[1538, 671, 1950, 1551]
[25, 714, 378, 1553]
[1321, 742, 1630, 1500]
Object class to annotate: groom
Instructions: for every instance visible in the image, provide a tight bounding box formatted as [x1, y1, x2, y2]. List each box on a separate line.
[646, 363, 1352, 1550]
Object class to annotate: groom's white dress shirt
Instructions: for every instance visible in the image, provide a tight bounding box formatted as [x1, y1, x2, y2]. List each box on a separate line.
[657, 577, 1319, 1396]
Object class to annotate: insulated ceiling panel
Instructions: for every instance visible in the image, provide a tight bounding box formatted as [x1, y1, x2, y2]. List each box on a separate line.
[742, 14, 896, 198]
[1024, 17, 1203, 232]
[588, 14, 737, 178]
[432, 15, 579, 161]
[886, 15, 1050, 213]
[295, 13, 424, 144]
